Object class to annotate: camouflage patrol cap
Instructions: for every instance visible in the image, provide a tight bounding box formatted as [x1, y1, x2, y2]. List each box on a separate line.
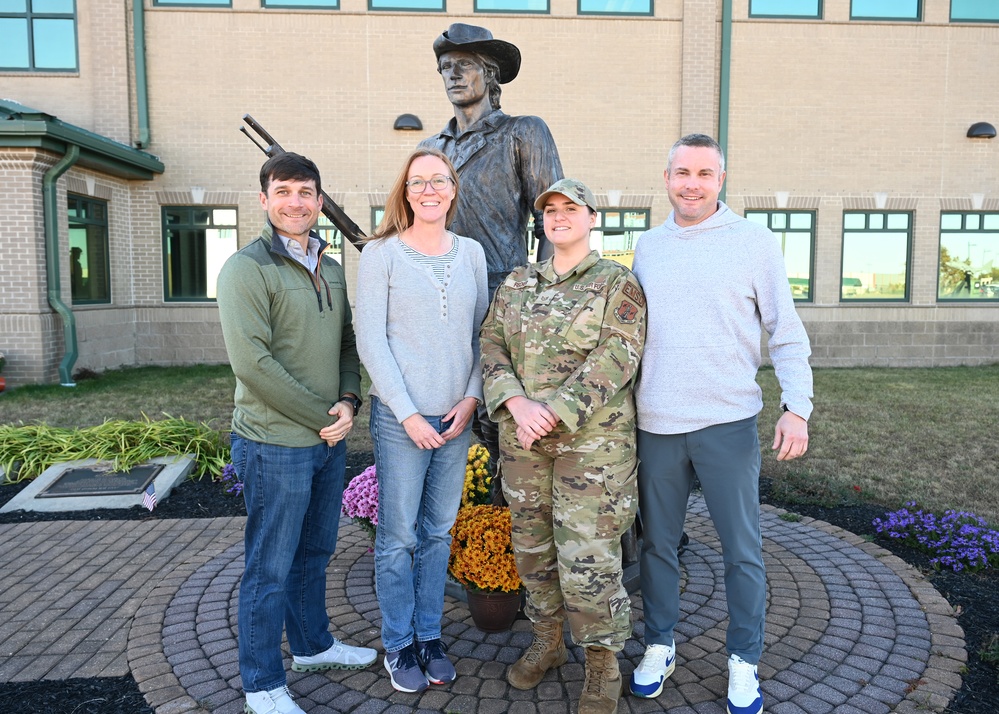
[534, 178, 598, 212]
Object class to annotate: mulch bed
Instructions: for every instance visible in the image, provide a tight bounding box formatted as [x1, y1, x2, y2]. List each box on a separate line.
[0, 461, 995, 713]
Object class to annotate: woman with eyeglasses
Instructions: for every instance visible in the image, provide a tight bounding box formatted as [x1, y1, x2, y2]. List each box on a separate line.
[355, 147, 488, 694]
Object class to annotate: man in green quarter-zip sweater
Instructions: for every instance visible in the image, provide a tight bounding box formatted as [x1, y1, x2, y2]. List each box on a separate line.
[217, 153, 376, 714]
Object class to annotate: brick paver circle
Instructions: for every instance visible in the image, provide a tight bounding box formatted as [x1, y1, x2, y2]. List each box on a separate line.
[137, 497, 965, 713]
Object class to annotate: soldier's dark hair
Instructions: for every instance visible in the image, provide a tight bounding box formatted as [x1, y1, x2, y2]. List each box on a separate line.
[666, 133, 726, 175]
[260, 152, 323, 195]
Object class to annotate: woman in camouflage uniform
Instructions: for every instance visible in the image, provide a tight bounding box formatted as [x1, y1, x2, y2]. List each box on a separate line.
[480, 178, 646, 714]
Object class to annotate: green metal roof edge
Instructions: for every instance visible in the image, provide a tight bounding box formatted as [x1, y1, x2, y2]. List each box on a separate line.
[0, 99, 165, 179]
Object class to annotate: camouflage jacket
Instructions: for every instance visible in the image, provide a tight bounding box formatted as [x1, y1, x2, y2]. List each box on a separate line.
[480, 251, 646, 434]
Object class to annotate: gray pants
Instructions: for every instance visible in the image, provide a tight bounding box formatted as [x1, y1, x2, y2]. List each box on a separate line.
[637, 415, 765, 664]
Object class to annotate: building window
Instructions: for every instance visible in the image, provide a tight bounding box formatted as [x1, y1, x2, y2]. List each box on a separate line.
[578, 0, 653, 15]
[154, 0, 230, 5]
[475, 0, 551, 13]
[162, 207, 238, 301]
[0, 0, 77, 71]
[746, 210, 815, 302]
[476, 0, 548, 11]
[314, 215, 344, 264]
[592, 209, 650, 268]
[372, 207, 385, 233]
[951, 0, 999, 21]
[749, 0, 821, 18]
[369, 0, 444, 10]
[68, 195, 110, 304]
[263, 0, 337, 6]
[841, 212, 911, 301]
[851, 0, 920, 20]
[938, 213, 999, 301]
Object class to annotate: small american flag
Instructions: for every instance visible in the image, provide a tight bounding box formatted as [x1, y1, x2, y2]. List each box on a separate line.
[142, 483, 157, 512]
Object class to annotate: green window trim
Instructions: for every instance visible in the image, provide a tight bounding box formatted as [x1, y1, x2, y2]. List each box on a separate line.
[745, 210, 816, 302]
[937, 212, 999, 302]
[314, 215, 345, 264]
[262, 0, 339, 7]
[475, 0, 549, 12]
[578, 0, 653, 16]
[749, 0, 822, 19]
[153, 0, 232, 6]
[68, 194, 111, 305]
[162, 206, 238, 302]
[950, 0, 999, 22]
[850, 0, 921, 21]
[0, 0, 78, 72]
[368, 0, 444, 10]
[840, 211, 913, 302]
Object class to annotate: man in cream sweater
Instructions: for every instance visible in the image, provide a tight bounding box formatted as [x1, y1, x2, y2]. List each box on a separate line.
[629, 134, 813, 714]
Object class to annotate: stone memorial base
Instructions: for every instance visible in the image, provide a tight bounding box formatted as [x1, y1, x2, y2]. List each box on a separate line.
[0, 456, 194, 513]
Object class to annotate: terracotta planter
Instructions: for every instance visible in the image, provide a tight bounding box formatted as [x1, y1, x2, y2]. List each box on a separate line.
[465, 588, 522, 633]
[0, 376, 5, 393]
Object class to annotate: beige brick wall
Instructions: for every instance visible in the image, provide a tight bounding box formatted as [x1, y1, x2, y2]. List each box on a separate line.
[1, 1, 997, 384]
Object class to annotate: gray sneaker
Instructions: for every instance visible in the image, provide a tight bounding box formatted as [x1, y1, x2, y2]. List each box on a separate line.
[384, 645, 429, 693]
[417, 638, 456, 684]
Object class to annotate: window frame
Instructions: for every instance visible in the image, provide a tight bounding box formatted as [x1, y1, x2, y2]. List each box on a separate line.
[261, 0, 338, 7]
[591, 208, 651, 257]
[368, 0, 445, 11]
[748, 0, 822, 19]
[153, 0, 231, 6]
[936, 211, 999, 303]
[67, 193, 111, 305]
[745, 210, 816, 303]
[950, 0, 999, 22]
[840, 210, 913, 303]
[474, 0, 549, 12]
[577, 0, 653, 17]
[849, 0, 922, 21]
[0, 0, 79, 72]
[161, 206, 239, 303]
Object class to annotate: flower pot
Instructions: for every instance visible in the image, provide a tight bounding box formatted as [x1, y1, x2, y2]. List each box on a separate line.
[0, 376, 5, 393]
[465, 588, 522, 633]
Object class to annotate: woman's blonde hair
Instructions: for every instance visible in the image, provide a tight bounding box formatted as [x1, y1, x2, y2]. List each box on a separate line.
[370, 148, 460, 241]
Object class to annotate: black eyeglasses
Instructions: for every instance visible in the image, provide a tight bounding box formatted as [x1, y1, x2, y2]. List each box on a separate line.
[406, 175, 453, 193]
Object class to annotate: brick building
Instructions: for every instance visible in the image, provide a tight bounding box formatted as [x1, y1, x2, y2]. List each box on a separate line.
[1, 0, 996, 386]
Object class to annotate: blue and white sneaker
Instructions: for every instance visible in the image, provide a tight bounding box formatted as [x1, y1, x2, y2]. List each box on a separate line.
[727, 654, 763, 714]
[417, 638, 456, 684]
[384, 645, 429, 693]
[629, 643, 675, 698]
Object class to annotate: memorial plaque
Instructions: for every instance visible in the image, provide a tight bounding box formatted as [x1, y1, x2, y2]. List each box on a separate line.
[37, 464, 164, 498]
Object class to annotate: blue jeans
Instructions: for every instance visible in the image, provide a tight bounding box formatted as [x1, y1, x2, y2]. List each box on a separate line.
[637, 416, 765, 664]
[370, 396, 470, 653]
[231, 433, 346, 692]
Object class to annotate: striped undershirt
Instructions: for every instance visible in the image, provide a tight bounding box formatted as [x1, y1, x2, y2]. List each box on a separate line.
[400, 234, 459, 283]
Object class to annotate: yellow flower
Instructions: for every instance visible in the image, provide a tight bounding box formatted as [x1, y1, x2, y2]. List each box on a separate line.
[448, 504, 523, 593]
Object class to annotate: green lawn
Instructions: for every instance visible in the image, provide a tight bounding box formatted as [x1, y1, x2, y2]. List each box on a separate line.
[2, 363, 997, 524]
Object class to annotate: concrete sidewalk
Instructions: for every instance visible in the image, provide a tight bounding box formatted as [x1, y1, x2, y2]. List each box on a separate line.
[0, 497, 966, 713]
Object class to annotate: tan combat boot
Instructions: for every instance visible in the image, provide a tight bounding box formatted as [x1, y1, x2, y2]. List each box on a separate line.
[507, 619, 569, 690]
[577, 646, 622, 714]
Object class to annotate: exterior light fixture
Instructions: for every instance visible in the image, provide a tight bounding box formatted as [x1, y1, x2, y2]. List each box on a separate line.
[393, 114, 423, 131]
[967, 122, 996, 139]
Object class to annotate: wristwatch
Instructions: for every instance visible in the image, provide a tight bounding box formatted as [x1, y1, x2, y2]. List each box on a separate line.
[339, 394, 362, 416]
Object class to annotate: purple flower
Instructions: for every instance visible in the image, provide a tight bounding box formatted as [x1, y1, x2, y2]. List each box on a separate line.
[874, 503, 999, 572]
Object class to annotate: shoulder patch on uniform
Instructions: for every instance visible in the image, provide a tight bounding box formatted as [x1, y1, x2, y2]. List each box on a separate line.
[615, 301, 639, 324]
[622, 282, 646, 308]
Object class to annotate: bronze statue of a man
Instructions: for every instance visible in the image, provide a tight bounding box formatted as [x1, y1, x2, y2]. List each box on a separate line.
[420, 23, 564, 300]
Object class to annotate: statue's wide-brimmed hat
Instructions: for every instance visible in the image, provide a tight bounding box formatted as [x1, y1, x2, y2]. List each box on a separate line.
[433, 23, 521, 84]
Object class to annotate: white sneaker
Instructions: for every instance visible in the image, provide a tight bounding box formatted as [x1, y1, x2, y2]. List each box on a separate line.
[727, 654, 763, 714]
[291, 638, 378, 672]
[629, 642, 676, 698]
[244, 685, 305, 714]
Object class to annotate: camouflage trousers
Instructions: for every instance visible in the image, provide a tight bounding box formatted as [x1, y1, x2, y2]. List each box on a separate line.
[500, 421, 638, 651]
